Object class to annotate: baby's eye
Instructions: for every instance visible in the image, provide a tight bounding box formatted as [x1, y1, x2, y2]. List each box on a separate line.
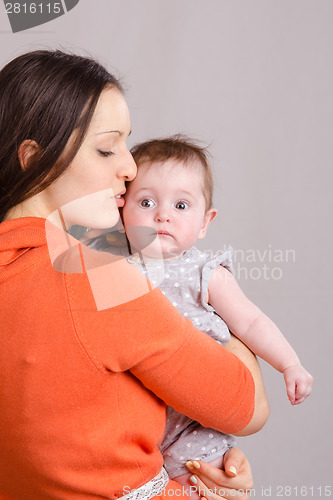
[140, 199, 155, 208]
[175, 201, 189, 210]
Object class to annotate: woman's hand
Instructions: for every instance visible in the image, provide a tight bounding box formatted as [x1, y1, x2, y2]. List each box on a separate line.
[186, 448, 253, 500]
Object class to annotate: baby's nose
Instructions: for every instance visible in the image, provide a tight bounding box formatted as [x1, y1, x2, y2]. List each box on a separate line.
[155, 209, 171, 222]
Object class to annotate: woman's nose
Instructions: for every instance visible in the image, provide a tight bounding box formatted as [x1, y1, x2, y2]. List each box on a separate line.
[119, 150, 137, 181]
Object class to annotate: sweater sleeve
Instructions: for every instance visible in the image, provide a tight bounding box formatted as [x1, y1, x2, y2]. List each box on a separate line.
[66, 252, 255, 435]
[131, 299, 255, 435]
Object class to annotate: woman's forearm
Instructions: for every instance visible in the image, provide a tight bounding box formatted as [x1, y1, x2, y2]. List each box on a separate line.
[128, 303, 256, 434]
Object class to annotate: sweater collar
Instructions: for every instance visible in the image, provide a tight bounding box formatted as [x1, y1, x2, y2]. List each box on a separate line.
[0, 217, 46, 266]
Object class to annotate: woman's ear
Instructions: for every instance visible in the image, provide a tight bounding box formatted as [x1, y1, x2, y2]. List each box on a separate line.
[198, 207, 218, 240]
[18, 140, 41, 171]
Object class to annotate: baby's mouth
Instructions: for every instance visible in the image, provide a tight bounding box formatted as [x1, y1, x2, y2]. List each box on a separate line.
[157, 230, 173, 237]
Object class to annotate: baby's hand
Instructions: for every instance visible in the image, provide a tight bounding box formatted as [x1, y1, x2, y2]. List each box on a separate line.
[283, 363, 313, 405]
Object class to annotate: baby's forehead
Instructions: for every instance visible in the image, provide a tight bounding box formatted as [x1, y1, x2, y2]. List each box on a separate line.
[137, 157, 205, 179]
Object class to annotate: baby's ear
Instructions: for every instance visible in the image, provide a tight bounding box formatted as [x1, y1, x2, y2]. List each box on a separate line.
[198, 208, 218, 240]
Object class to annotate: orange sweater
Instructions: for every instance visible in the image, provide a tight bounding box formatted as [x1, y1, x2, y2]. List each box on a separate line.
[0, 218, 254, 500]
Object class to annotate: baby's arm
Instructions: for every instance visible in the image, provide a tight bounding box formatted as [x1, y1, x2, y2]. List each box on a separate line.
[208, 266, 313, 405]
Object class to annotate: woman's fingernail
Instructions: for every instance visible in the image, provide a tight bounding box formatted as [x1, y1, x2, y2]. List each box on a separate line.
[186, 461, 194, 470]
[228, 465, 237, 476]
[190, 476, 198, 484]
[192, 461, 200, 469]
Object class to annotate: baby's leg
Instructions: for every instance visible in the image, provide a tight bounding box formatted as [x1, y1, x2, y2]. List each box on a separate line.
[173, 456, 224, 499]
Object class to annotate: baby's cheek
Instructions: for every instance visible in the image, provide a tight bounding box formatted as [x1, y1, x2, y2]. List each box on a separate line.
[121, 204, 136, 227]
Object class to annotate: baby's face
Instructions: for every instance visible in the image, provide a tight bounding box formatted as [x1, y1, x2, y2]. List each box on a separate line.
[122, 159, 216, 259]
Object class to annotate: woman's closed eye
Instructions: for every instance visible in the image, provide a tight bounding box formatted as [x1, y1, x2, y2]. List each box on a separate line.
[97, 149, 114, 157]
[140, 198, 155, 208]
[174, 201, 189, 210]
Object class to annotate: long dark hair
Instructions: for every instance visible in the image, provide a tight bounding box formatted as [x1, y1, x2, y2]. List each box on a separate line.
[0, 50, 122, 222]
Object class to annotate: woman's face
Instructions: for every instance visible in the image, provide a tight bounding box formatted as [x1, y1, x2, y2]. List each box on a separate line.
[43, 87, 137, 229]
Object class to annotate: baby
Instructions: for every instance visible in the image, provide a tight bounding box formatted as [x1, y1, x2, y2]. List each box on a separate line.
[103, 135, 313, 494]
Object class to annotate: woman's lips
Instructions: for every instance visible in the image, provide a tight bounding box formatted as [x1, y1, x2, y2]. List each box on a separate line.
[115, 191, 126, 207]
[115, 196, 125, 208]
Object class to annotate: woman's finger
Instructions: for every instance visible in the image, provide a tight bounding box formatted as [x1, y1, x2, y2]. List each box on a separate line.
[186, 449, 253, 492]
[222, 448, 244, 477]
[190, 473, 227, 500]
[186, 462, 252, 493]
[223, 448, 252, 487]
[189, 473, 251, 500]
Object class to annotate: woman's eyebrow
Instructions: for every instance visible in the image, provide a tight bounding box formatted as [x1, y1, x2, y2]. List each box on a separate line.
[97, 130, 132, 136]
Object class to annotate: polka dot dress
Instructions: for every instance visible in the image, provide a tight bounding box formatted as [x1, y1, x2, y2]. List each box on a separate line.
[127, 246, 233, 346]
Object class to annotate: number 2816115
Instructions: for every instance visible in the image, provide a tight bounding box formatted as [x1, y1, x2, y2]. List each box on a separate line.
[5, 3, 62, 14]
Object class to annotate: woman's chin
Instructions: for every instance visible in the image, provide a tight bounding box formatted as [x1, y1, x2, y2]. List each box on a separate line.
[83, 210, 120, 231]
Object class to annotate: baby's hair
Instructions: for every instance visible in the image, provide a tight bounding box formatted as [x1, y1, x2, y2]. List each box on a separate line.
[130, 134, 214, 209]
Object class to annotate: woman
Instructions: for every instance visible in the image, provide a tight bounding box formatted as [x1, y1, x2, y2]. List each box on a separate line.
[0, 50, 268, 500]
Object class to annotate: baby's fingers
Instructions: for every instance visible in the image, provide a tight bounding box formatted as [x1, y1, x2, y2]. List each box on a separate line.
[284, 365, 313, 405]
[285, 381, 296, 404]
[291, 396, 306, 405]
[295, 376, 313, 402]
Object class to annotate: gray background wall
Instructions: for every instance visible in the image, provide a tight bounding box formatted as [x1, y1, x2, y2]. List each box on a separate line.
[0, 1, 331, 498]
